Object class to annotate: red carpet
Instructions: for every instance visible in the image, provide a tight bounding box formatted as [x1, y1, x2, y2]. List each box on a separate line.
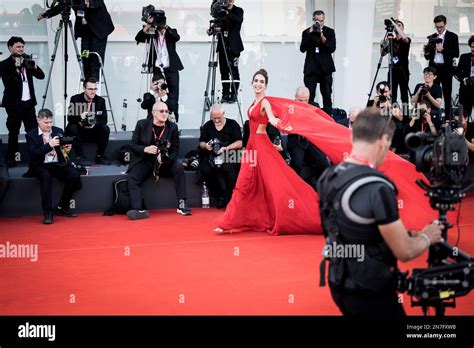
[1, 195, 474, 316]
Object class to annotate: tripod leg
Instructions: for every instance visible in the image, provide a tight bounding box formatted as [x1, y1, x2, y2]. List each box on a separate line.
[41, 20, 65, 108]
[201, 34, 218, 126]
[67, 20, 85, 82]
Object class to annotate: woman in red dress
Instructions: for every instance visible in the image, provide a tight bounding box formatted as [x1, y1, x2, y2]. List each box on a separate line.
[216, 69, 438, 235]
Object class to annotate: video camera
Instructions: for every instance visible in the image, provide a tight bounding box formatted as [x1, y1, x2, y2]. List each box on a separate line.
[141, 5, 167, 29]
[211, 0, 229, 19]
[384, 18, 396, 36]
[12, 53, 38, 69]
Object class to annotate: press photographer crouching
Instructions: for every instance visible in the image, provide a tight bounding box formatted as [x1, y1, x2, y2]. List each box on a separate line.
[317, 108, 442, 318]
[408, 100, 440, 135]
[127, 101, 191, 220]
[141, 75, 170, 119]
[412, 67, 443, 117]
[66, 78, 110, 165]
[199, 104, 242, 208]
[25, 109, 83, 224]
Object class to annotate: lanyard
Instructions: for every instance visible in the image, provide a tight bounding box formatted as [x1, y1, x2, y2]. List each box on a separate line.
[348, 154, 375, 169]
[152, 124, 166, 142]
[157, 32, 166, 49]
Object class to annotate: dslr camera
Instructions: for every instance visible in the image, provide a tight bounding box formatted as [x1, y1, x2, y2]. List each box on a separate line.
[58, 134, 78, 146]
[424, 35, 443, 55]
[156, 138, 170, 162]
[208, 138, 224, 167]
[80, 111, 97, 127]
[157, 81, 168, 91]
[210, 0, 229, 19]
[142, 5, 167, 28]
[12, 53, 38, 69]
[419, 85, 430, 96]
[311, 21, 322, 36]
[465, 77, 474, 88]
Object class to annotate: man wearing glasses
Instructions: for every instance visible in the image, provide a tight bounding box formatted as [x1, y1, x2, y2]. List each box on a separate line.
[66, 77, 110, 164]
[127, 101, 191, 220]
[412, 67, 443, 117]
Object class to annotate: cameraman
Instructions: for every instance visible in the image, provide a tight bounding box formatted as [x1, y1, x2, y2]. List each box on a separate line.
[141, 76, 169, 119]
[38, 0, 115, 80]
[66, 78, 110, 165]
[0, 36, 45, 168]
[199, 103, 242, 208]
[455, 35, 474, 119]
[424, 15, 459, 118]
[412, 67, 443, 115]
[300, 10, 336, 116]
[408, 100, 439, 135]
[288, 86, 330, 190]
[135, 10, 183, 122]
[209, 0, 244, 104]
[317, 108, 443, 318]
[380, 19, 411, 106]
[127, 101, 191, 220]
[25, 109, 82, 224]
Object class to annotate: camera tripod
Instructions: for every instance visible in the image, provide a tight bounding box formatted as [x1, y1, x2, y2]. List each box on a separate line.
[41, 5, 85, 128]
[201, 28, 244, 127]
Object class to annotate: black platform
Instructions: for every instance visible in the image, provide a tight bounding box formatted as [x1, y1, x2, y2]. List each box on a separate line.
[0, 130, 204, 217]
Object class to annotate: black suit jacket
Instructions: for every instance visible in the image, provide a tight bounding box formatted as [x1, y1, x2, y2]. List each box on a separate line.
[0, 56, 45, 109]
[140, 92, 170, 118]
[43, 0, 114, 40]
[300, 25, 336, 75]
[128, 118, 180, 171]
[135, 27, 184, 72]
[424, 30, 459, 73]
[455, 52, 473, 81]
[216, 5, 244, 55]
[26, 126, 67, 170]
[67, 93, 108, 126]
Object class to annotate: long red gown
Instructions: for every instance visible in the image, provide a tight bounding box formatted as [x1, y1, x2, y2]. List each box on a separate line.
[216, 97, 438, 235]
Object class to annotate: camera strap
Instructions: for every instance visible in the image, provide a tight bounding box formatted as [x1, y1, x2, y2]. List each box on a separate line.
[152, 124, 166, 142]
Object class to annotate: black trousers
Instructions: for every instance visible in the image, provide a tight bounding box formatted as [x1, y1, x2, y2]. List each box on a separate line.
[304, 73, 333, 115]
[330, 286, 406, 319]
[218, 46, 240, 97]
[66, 123, 110, 157]
[5, 102, 37, 162]
[389, 66, 410, 106]
[154, 68, 180, 123]
[459, 86, 474, 119]
[199, 158, 239, 202]
[432, 64, 453, 118]
[80, 28, 108, 80]
[128, 160, 187, 210]
[31, 163, 83, 212]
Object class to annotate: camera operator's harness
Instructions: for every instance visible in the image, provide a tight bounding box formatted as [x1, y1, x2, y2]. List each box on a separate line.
[318, 163, 401, 293]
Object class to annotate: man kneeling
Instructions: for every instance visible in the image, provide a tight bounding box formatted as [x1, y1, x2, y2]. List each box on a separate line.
[126, 101, 191, 220]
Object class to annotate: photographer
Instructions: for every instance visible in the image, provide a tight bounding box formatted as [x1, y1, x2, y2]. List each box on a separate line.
[455, 35, 474, 119]
[317, 108, 443, 318]
[38, 0, 115, 80]
[141, 76, 169, 119]
[288, 86, 330, 190]
[412, 67, 443, 114]
[0, 36, 45, 167]
[300, 10, 336, 116]
[25, 109, 82, 224]
[66, 78, 110, 164]
[209, 0, 244, 104]
[408, 100, 440, 135]
[135, 8, 183, 122]
[380, 19, 411, 106]
[424, 15, 459, 118]
[127, 101, 191, 220]
[199, 103, 242, 208]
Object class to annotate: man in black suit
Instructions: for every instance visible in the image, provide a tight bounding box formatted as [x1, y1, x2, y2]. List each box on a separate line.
[127, 101, 191, 220]
[424, 15, 459, 119]
[300, 10, 336, 116]
[209, 0, 244, 104]
[455, 35, 474, 119]
[38, 0, 115, 80]
[136, 15, 183, 122]
[66, 78, 110, 164]
[25, 109, 82, 224]
[0, 36, 45, 167]
[140, 75, 170, 119]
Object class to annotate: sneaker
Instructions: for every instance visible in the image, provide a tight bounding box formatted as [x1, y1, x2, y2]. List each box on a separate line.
[177, 199, 192, 216]
[95, 155, 111, 165]
[55, 207, 78, 217]
[43, 211, 53, 224]
[127, 209, 149, 220]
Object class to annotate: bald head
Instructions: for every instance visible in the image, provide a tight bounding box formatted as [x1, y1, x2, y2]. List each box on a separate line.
[295, 86, 310, 103]
[210, 103, 225, 116]
[152, 101, 168, 112]
[152, 101, 169, 125]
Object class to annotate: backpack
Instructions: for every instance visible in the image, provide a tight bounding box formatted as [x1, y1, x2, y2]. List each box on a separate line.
[104, 179, 132, 215]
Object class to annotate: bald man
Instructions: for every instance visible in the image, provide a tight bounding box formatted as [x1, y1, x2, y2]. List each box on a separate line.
[127, 101, 191, 220]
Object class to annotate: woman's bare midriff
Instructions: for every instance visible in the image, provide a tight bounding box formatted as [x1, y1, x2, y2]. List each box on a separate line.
[256, 124, 267, 134]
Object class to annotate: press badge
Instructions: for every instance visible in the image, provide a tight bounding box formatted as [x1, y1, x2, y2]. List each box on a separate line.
[315, 47, 320, 53]
[77, 10, 85, 17]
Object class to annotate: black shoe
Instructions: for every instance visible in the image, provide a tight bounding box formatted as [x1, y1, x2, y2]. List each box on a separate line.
[55, 207, 78, 217]
[226, 95, 237, 103]
[216, 196, 227, 209]
[221, 95, 230, 103]
[95, 155, 111, 165]
[127, 209, 149, 220]
[177, 199, 192, 216]
[43, 211, 53, 224]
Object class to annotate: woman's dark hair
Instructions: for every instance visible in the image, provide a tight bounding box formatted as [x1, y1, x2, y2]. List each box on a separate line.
[468, 35, 474, 47]
[252, 69, 268, 85]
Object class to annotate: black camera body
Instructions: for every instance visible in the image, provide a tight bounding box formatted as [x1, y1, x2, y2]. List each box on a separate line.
[420, 84, 430, 96]
[208, 138, 224, 167]
[311, 21, 322, 36]
[424, 35, 443, 54]
[142, 5, 167, 28]
[80, 111, 97, 127]
[156, 138, 170, 162]
[12, 53, 37, 69]
[211, 0, 229, 19]
[158, 81, 168, 91]
[58, 134, 78, 146]
[273, 136, 281, 146]
[465, 77, 474, 88]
